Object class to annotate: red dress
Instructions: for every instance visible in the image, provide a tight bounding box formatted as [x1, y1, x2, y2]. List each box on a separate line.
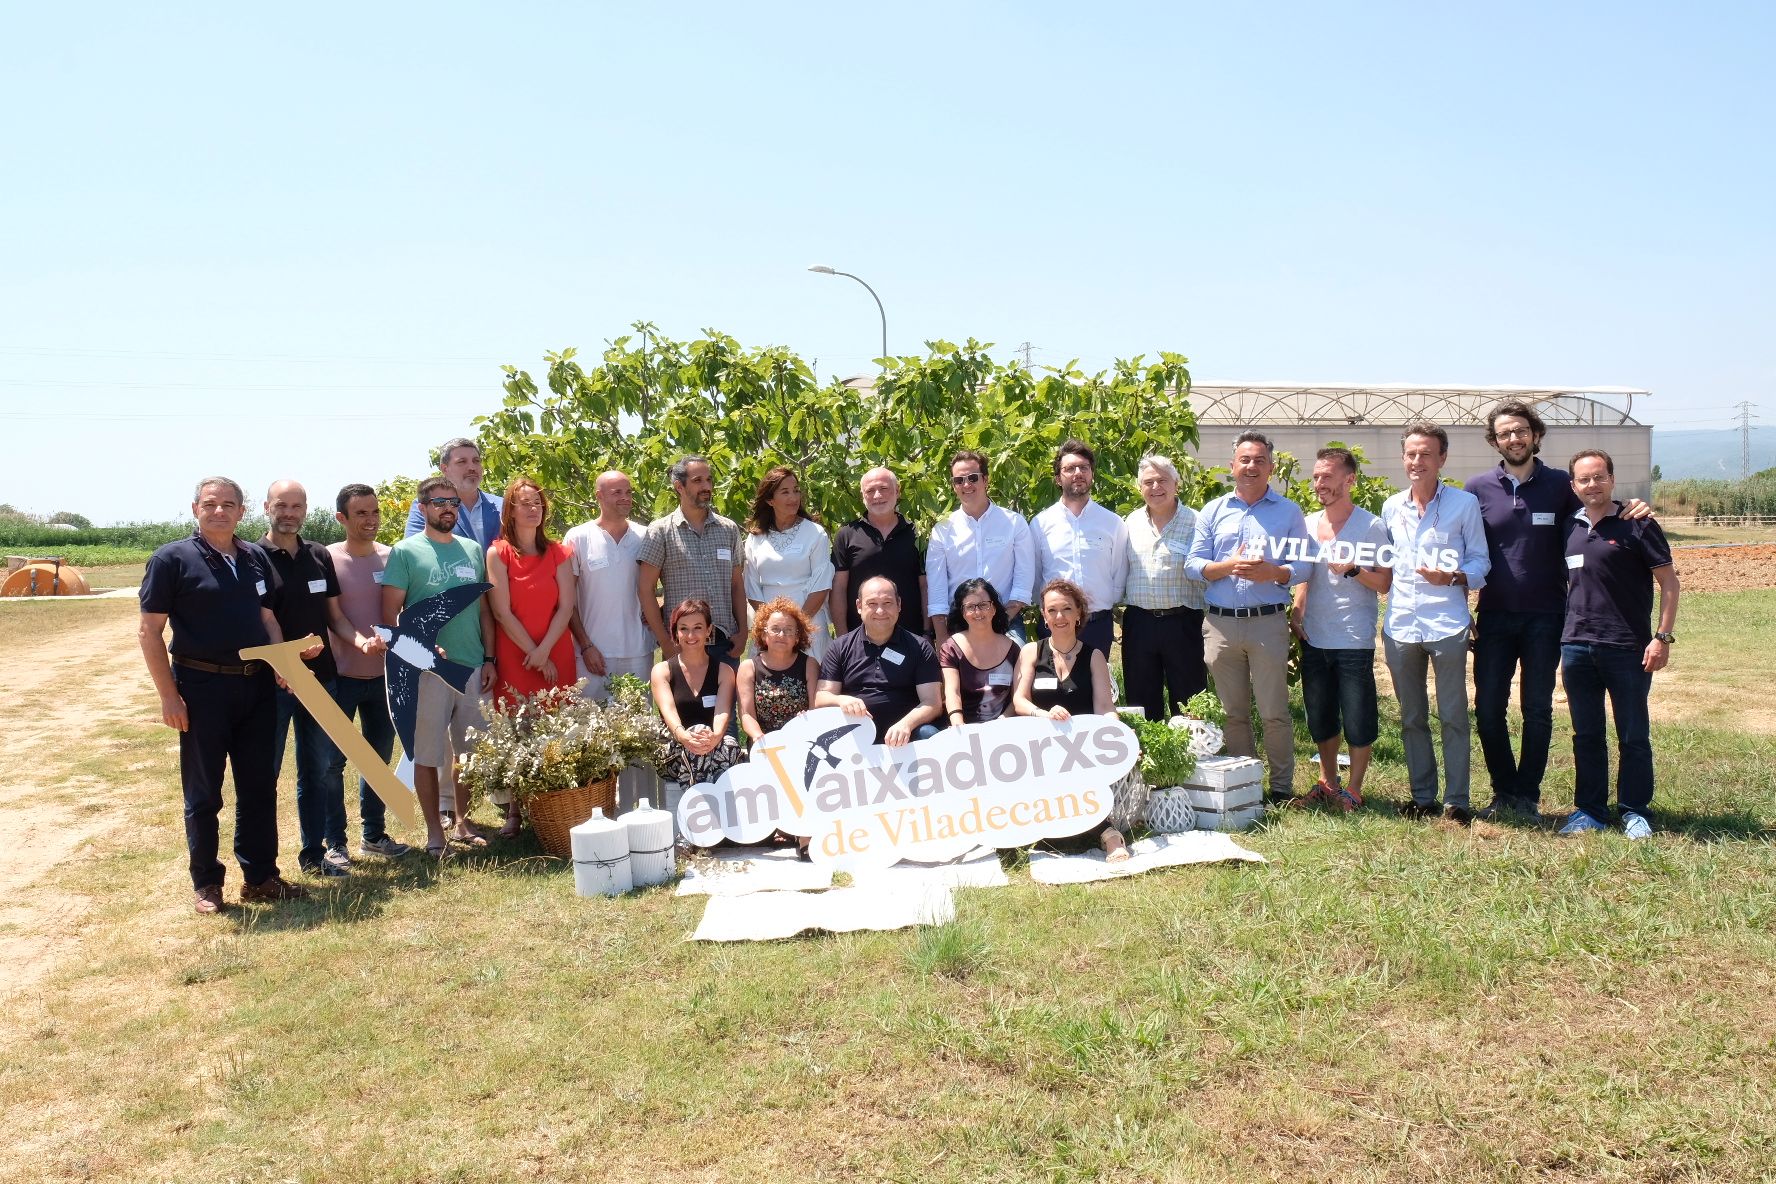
[490, 538, 577, 705]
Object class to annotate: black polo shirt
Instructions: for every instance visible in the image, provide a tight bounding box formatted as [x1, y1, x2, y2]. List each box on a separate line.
[831, 514, 924, 634]
[1562, 503, 1673, 649]
[260, 535, 342, 680]
[1464, 459, 1582, 615]
[140, 534, 281, 664]
[819, 625, 940, 741]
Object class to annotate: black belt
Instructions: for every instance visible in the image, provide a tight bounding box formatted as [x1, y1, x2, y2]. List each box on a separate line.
[173, 655, 266, 676]
[1086, 610, 1112, 621]
[1206, 603, 1287, 619]
[1128, 604, 1197, 619]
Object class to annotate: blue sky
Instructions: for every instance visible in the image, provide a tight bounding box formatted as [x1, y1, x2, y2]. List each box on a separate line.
[4, 1, 1770, 523]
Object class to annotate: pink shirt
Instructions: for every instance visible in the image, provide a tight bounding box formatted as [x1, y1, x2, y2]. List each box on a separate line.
[328, 541, 391, 680]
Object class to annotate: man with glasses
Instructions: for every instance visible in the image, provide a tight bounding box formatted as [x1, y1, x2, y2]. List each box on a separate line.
[927, 450, 1034, 646]
[1186, 432, 1311, 802]
[404, 436, 503, 547]
[1032, 439, 1128, 655]
[831, 466, 926, 638]
[138, 477, 309, 913]
[1120, 454, 1209, 721]
[383, 476, 497, 855]
[817, 575, 943, 746]
[1383, 424, 1491, 823]
[1464, 401, 1651, 822]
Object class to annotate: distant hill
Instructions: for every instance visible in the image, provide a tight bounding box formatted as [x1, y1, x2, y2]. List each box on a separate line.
[1652, 429, 1775, 480]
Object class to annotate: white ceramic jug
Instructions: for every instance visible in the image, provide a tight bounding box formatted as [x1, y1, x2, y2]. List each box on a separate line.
[570, 807, 633, 897]
[619, 797, 676, 888]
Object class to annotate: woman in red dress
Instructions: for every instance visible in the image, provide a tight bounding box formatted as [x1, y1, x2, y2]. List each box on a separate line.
[487, 477, 579, 836]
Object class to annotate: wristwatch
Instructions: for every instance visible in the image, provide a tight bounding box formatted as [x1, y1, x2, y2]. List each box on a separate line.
[1653, 631, 1676, 644]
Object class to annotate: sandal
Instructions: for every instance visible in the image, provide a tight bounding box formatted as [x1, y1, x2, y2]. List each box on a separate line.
[427, 843, 454, 861]
[450, 832, 489, 849]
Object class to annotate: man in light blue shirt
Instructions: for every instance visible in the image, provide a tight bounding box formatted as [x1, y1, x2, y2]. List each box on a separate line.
[1380, 423, 1491, 823]
[403, 437, 504, 547]
[1185, 431, 1312, 800]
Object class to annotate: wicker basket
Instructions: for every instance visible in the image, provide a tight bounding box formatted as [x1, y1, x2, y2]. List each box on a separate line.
[525, 773, 618, 858]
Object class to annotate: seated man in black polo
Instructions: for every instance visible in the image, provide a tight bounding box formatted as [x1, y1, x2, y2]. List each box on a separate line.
[816, 575, 942, 746]
[138, 476, 313, 914]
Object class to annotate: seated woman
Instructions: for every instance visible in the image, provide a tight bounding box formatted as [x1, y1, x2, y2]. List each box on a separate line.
[487, 477, 578, 837]
[737, 596, 819, 857]
[737, 596, 819, 744]
[939, 578, 1019, 728]
[1012, 578, 1127, 857]
[649, 598, 742, 789]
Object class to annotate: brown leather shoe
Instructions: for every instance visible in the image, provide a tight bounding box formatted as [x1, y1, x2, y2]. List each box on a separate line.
[193, 885, 225, 915]
[239, 875, 310, 903]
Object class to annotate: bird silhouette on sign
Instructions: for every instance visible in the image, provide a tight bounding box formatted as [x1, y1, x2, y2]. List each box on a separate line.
[802, 721, 868, 790]
[375, 581, 492, 756]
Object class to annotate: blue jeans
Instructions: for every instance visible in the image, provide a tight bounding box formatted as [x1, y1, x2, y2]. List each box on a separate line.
[1299, 643, 1378, 748]
[1561, 643, 1654, 823]
[1473, 609, 1562, 807]
[327, 675, 397, 843]
[275, 680, 344, 867]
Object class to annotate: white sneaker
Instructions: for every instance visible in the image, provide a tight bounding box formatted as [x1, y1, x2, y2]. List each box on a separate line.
[323, 845, 353, 869]
[1622, 812, 1653, 841]
[360, 836, 412, 858]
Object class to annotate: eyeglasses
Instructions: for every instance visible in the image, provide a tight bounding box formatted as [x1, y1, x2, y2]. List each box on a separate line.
[1495, 429, 1534, 441]
[423, 496, 463, 508]
[961, 601, 993, 614]
[951, 473, 983, 487]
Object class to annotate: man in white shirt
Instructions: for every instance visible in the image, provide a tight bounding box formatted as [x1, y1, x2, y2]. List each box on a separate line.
[566, 470, 653, 699]
[1032, 438, 1128, 655]
[1381, 423, 1492, 823]
[927, 449, 1034, 646]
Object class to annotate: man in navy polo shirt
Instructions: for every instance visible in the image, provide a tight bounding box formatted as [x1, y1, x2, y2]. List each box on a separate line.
[138, 476, 311, 914]
[1465, 401, 1653, 822]
[261, 478, 360, 878]
[816, 575, 943, 746]
[1557, 450, 1679, 840]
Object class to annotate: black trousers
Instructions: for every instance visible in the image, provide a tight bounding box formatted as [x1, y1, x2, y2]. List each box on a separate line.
[176, 666, 282, 890]
[1121, 605, 1207, 721]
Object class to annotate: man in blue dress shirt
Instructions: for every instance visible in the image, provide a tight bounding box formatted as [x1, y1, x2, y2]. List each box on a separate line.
[1186, 431, 1311, 802]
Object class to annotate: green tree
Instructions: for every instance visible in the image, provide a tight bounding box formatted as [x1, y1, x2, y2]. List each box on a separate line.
[376, 475, 421, 544]
[48, 511, 93, 529]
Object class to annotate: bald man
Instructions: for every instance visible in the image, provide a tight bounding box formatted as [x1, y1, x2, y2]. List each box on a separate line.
[566, 470, 656, 699]
[261, 479, 371, 877]
[830, 466, 926, 637]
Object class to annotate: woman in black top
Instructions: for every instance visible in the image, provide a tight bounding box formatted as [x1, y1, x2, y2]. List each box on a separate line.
[649, 599, 741, 785]
[1013, 579, 1113, 720]
[940, 578, 1019, 726]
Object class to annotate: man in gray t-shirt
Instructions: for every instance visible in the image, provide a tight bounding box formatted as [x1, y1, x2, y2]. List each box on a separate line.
[1289, 448, 1393, 809]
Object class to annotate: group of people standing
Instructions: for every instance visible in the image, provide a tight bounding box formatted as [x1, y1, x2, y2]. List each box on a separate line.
[141, 403, 1680, 915]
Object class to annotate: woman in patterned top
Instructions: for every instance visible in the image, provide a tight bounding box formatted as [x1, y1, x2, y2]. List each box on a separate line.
[737, 596, 818, 743]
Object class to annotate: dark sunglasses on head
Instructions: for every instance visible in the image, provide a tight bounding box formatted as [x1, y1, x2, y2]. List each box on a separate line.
[423, 496, 463, 508]
[950, 473, 983, 486]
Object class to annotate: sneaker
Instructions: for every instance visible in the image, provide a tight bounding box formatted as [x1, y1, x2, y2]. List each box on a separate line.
[1478, 796, 1540, 824]
[193, 885, 225, 915]
[360, 835, 412, 858]
[323, 845, 353, 869]
[1328, 784, 1364, 813]
[1268, 790, 1298, 808]
[1558, 810, 1609, 836]
[1622, 812, 1653, 841]
[1443, 804, 1474, 826]
[240, 875, 311, 903]
[300, 860, 348, 879]
[1289, 781, 1335, 809]
[1400, 801, 1440, 821]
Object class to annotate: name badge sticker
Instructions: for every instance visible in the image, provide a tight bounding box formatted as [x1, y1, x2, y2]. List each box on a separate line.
[453, 565, 476, 579]
[777, 541, 807, 559]
[583, 553, 610, 571]
[986, 668, 1013, 687]
[307, 578, 328, 594]
[371, 571, 385, 585]
[1566, 554, 1585, 570]
[1033, 675, 1059, 691]
[716, 547, 733, 561]
[255, 579, 268, 596]
[882, 649, 905, 665]
[1532, 512, 1556, 526]
[701, 695, 718, 708]
[1166, 538, 1191, 556]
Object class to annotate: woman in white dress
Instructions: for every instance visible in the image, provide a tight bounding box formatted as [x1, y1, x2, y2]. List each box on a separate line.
[742, 466, 835, 659]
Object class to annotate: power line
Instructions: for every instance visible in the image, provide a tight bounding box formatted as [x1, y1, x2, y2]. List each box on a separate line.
[1735, 401, 1760, 479]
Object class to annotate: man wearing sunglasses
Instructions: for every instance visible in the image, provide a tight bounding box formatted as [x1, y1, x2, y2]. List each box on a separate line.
[926, 450, 1034, 646]
[403, 436, 503, 547]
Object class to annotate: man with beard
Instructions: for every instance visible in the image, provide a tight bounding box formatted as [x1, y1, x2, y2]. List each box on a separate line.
[403, 437, 503, 547]
[637, 455, 748, 662]
[1032, 439, 1127, 656]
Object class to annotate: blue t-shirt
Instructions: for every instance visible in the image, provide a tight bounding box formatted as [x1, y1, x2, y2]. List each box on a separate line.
[140, 535, 281, 663]
[1562, 504, 1672, 649]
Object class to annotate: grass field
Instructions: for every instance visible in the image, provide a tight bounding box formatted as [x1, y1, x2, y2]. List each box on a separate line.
[1, 595, 1772, 1182]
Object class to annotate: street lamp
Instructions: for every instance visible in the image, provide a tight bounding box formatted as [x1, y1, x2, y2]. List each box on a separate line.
[807, 265, 887, 371]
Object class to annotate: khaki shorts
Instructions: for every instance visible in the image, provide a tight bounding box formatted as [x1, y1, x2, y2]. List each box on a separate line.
[412, 673, 488, 769]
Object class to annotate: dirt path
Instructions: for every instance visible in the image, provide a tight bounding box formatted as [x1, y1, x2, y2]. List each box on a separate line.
[0, 605, 154, 998]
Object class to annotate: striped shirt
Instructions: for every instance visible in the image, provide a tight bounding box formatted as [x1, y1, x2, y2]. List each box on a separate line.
[1122, 502, 1207, 611]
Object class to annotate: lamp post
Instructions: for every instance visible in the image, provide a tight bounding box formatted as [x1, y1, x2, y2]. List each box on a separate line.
[807, 265, 887, 371]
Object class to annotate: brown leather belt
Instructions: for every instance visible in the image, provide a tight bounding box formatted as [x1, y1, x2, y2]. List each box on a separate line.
[173, 655, 266, 676]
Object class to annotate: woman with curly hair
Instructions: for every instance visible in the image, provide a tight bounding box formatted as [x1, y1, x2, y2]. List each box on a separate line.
[742, 466, 835, 659]
[737, 596, 819, 743]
